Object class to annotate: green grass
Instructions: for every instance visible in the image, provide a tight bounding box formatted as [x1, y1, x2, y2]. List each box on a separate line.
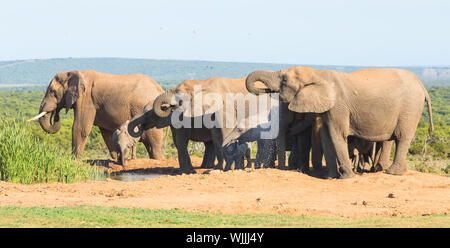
[0, 117, 103, 184]
[0, 206, 448, 228]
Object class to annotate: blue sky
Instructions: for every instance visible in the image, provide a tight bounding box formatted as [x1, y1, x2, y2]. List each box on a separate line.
[0, 0, 449, 66]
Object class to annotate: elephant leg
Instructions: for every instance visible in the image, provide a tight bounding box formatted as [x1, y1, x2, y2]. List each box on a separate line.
[143, 128, 164, 160]
[362, 152, 371, 171]
[320, 125, 339, 179]
[236, 156, 245, 170]
[277, 131, 287, 169]
[254, 142, 263, 169]
[201, 141, 215, 168]
[373, 140, 393, 172]
[327, 125, 355, 179]
[296, 130, 311, 173]
[99, 128, 118, 160]
[386, 138, 411, 175]
[245, 147, 252, 168]
[311, 128, 323, 172]
[288, 139, 299, 170]
[303, 128, 312, 173]
[264, 139, 277, 168]
[71, 111, 95, 158]
[359, 153, 367, 172]
[209, 128, 225, 170]
[132, 144, 137, 159]
[224, 154, 233, 171]
[212, 141, 224, 170]
[352, 151, 359, 173]
[215, 152, 224, 170]
[173, 130, 194, 174]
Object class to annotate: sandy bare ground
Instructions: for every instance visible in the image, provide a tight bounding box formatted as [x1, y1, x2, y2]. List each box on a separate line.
[0, 158, 449, 218]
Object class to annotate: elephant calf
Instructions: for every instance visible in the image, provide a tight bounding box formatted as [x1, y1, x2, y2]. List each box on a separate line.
[223, 141, 251, 171]
[347, 137, 374, 173]
[112, 120, 139, 166]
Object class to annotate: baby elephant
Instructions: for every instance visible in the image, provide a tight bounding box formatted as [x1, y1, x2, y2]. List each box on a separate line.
[112, 120, 139, 166]
[223, 141, 251, 171]
[347, 136, 374, 173]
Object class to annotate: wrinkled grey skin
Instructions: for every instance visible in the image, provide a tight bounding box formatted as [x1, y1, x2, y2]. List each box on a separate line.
[223, 141, 251, 171]
[128, 77, 249, 173]
[112, 120, 139, 166]
[288, 116, 392, 175]
[221, 101, 295, 170]
[228, 125, 275, 169]
[245, 66, 433, 179]
[34, 70, 164, 160]
[127, 103, 220, 173]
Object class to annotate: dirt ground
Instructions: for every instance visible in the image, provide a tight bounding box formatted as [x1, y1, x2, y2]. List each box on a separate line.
[0, 158, 449, 218]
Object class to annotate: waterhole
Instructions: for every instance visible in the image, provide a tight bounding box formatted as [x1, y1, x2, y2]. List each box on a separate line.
[107, 172, 162, 182]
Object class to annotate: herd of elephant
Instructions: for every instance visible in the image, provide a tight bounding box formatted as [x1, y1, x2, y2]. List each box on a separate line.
[29, 65, 434, 179]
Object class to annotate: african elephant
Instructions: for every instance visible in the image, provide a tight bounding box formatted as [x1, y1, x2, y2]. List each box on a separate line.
[223, 141, 251, 170]
[127, 106, 219, 172]
[128, 77, 254, 173]
[228, 124, 278, 169]
[245, 66, 433, 179]
[112, 120, 138, 166]
[29, 70, 165, 160]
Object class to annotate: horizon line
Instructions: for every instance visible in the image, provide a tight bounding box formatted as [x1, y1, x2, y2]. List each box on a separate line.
[0, 56, 449, 69]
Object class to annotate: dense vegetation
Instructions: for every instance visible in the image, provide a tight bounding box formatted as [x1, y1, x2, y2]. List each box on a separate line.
[0, 118, 102, 184]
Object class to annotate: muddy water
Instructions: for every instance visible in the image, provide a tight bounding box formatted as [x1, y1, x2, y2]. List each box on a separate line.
[108, 172, 162, 182]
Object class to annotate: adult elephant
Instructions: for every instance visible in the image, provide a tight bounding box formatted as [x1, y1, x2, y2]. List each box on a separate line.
[29, 70, 165, 160]
[125, 104, 219, 172]
[128, 77, 254, 173]
[245, 66, 433, 179]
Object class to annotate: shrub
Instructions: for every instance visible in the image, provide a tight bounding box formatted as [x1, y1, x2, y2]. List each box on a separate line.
[0, 117, 102, 184]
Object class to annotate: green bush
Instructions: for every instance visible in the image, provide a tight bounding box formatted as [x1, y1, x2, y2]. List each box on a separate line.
[0, 117, 102, 184]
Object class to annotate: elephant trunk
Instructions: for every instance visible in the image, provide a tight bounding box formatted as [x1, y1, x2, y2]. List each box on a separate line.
[119, 150, 126, 166]
[128, 113, 145, 138]
[128, 109, 160, 138]
[38, 110, 62, 134]
[245, 70, 278, 95]
[153, 90, 175, 117]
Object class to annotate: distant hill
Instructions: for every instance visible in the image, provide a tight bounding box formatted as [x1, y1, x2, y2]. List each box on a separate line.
[0, 58, 448, 88]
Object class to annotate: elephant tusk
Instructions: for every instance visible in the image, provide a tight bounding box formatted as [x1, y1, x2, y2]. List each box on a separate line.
[27, 111, 47, 122]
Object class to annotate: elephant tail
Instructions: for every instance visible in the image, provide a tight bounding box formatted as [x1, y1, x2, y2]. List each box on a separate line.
[424, 89, 434, 134]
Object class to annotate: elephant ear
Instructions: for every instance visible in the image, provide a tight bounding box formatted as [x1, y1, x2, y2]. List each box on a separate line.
[65, 71, 87, 113]
[288, 75, 336, 113]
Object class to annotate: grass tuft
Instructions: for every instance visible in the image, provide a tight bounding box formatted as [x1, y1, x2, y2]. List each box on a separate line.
[0, 117, 102, 184]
